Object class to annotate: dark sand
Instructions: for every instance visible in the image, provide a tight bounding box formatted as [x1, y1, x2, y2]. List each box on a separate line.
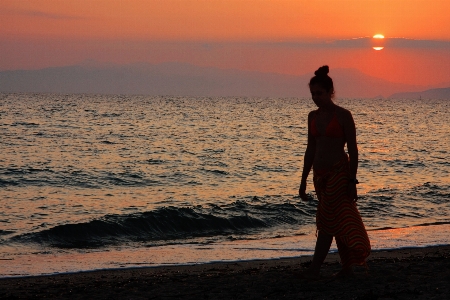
[1, 245, 449, 299]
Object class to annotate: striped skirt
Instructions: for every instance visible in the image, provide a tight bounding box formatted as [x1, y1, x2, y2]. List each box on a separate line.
[313, 157, 371, 268]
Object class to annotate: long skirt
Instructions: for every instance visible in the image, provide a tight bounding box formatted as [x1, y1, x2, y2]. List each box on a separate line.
[313, 157, 371, 268]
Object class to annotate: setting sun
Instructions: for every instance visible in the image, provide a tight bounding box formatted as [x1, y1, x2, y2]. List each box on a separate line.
[372, 34, 385, 50]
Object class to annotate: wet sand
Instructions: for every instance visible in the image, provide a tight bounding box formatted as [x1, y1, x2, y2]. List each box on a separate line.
[1, 245, 449, 299]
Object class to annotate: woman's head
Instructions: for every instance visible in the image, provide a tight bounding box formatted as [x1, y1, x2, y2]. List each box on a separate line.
[309, 65, 335, 97]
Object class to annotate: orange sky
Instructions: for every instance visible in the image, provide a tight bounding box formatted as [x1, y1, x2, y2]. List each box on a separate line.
[1, 0, 450, 86]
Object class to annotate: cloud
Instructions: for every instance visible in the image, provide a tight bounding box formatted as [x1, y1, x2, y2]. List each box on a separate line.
[3, 8, 84, 20]
[383, 38, 450, 48]
[251, 37, 450, 49]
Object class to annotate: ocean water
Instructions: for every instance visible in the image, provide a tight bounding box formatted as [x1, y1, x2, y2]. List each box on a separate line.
[0, 93, 449, 277]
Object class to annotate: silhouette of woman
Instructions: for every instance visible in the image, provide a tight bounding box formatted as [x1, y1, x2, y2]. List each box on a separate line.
[299, 65, 371, 278]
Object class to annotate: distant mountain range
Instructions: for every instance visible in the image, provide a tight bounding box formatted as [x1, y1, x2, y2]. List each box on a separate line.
[388, 87, 450, 99]
[0, 62, 448, 99]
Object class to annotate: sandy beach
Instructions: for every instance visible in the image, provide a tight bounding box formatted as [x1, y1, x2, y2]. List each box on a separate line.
[1, 245, 449, 299]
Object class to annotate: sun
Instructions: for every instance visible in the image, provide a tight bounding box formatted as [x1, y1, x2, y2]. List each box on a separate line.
[372, 34, 385, 50]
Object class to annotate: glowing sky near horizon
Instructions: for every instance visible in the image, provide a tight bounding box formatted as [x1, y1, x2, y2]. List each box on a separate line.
[1, 0, 450, 86]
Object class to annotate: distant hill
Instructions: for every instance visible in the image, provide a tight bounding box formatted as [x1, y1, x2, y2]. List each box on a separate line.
[389, 87, 450, 99]
[328, 68, 426, 99]
[1, 62, 305, 97]
[0, 62, 428, 98]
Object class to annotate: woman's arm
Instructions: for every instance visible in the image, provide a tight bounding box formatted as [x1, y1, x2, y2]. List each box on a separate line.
[343, 110, 358, 201]
[299, 112, 316, 201]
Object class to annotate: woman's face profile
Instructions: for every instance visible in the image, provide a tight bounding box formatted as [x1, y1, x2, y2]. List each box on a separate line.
[310, 84, 332, 108]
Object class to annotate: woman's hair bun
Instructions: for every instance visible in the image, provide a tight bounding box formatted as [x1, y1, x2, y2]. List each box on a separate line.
[314, 65, 329, 77]
[309, 65, 334, 94]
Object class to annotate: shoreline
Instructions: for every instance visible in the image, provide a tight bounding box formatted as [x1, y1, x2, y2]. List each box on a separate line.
[1, 244, 449, 299]
[2, 223, 450, 278]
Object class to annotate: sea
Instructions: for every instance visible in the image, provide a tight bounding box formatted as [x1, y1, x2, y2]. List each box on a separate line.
[0, 93, 449, 277]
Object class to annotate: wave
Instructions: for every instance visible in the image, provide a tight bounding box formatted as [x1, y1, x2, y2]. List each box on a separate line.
[10, 201, 317, 249]
[0, 230, 14, 236]
[356, 182, 450, 230]
[0, 167, 161, 188]
[367, 221, 450, 232]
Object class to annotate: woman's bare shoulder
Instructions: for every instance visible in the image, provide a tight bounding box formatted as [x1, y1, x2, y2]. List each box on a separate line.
[335, 106, 353, 118]
[307, 110, 318, 119]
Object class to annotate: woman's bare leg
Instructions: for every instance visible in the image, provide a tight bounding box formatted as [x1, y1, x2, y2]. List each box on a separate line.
[302, 231, 333, 278]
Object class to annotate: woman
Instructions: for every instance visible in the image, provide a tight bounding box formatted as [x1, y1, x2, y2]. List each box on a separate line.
[299, 65, 370, 278]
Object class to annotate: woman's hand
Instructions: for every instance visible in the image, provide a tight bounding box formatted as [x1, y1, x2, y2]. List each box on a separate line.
[348, 183, 358, 202]
[299, 181, 309, 201]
